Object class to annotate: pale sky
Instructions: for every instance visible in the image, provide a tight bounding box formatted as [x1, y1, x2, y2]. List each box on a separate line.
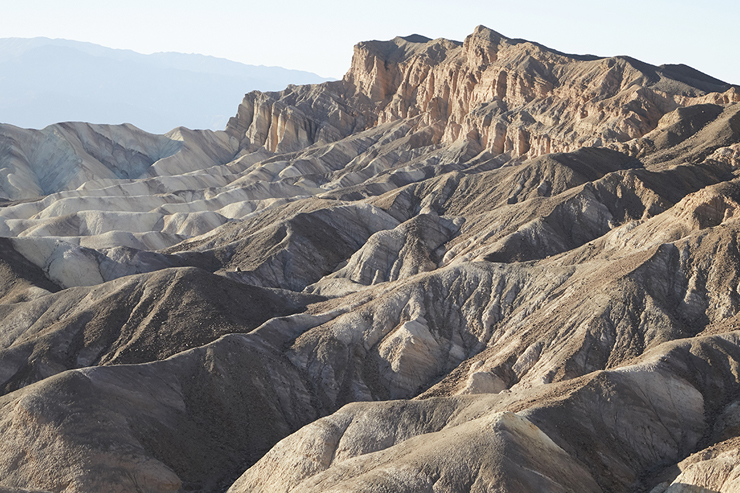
[1, 0, 738, 84]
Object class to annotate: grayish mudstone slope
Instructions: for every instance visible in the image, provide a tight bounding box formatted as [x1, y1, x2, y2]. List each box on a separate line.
[1, 25, 740, 493]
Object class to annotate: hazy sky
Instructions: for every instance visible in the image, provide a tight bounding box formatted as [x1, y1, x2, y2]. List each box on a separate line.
[2, 0, 738, 84]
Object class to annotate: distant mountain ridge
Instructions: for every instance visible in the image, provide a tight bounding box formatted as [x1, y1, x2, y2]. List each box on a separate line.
[0, 37, 332, 134]
[2, 26, 740, 493]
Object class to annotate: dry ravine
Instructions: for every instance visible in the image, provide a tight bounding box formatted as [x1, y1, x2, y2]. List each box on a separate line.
[1, 25, 740, 492]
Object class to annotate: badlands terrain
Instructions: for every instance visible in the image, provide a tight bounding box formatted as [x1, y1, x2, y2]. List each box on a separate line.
[1, 25, 740, 492]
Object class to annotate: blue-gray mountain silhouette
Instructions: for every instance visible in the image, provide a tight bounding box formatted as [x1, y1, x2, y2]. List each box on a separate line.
[0, 37, 332, 134]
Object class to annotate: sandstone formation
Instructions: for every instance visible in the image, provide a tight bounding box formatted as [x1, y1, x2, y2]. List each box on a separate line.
[0, 25, 739, 493]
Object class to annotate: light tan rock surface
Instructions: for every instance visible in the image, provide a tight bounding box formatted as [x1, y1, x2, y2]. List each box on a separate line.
[0, 25, 740, 493]
[227, 26, 739, 164]
[230, 408, 602, 493]
[230, 333, 740, 492]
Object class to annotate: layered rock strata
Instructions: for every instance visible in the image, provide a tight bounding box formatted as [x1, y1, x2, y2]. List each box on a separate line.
[0, 25, 738, 493]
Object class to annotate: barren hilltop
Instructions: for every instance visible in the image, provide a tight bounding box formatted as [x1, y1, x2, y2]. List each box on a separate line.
[1, 26, 739, 492]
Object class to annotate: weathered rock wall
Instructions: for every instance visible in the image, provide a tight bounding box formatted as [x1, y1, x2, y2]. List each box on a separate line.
[227, 26, 739, 162]
[344, 26, 740, 158]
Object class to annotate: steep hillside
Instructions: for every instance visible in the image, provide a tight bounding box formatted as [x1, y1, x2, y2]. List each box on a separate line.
[0, 26, 739, 493]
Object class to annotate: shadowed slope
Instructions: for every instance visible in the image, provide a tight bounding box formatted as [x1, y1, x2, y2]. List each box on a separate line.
[0, 26, 739, 493]
[0, 267, 322, 394]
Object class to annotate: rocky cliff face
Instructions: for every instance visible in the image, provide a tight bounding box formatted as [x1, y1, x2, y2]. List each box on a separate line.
[0, 26, 739, 493]
[227, 26, 739, 161]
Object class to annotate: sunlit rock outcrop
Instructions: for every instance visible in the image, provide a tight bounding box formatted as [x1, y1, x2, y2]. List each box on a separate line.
[0, 25, 739, 493]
